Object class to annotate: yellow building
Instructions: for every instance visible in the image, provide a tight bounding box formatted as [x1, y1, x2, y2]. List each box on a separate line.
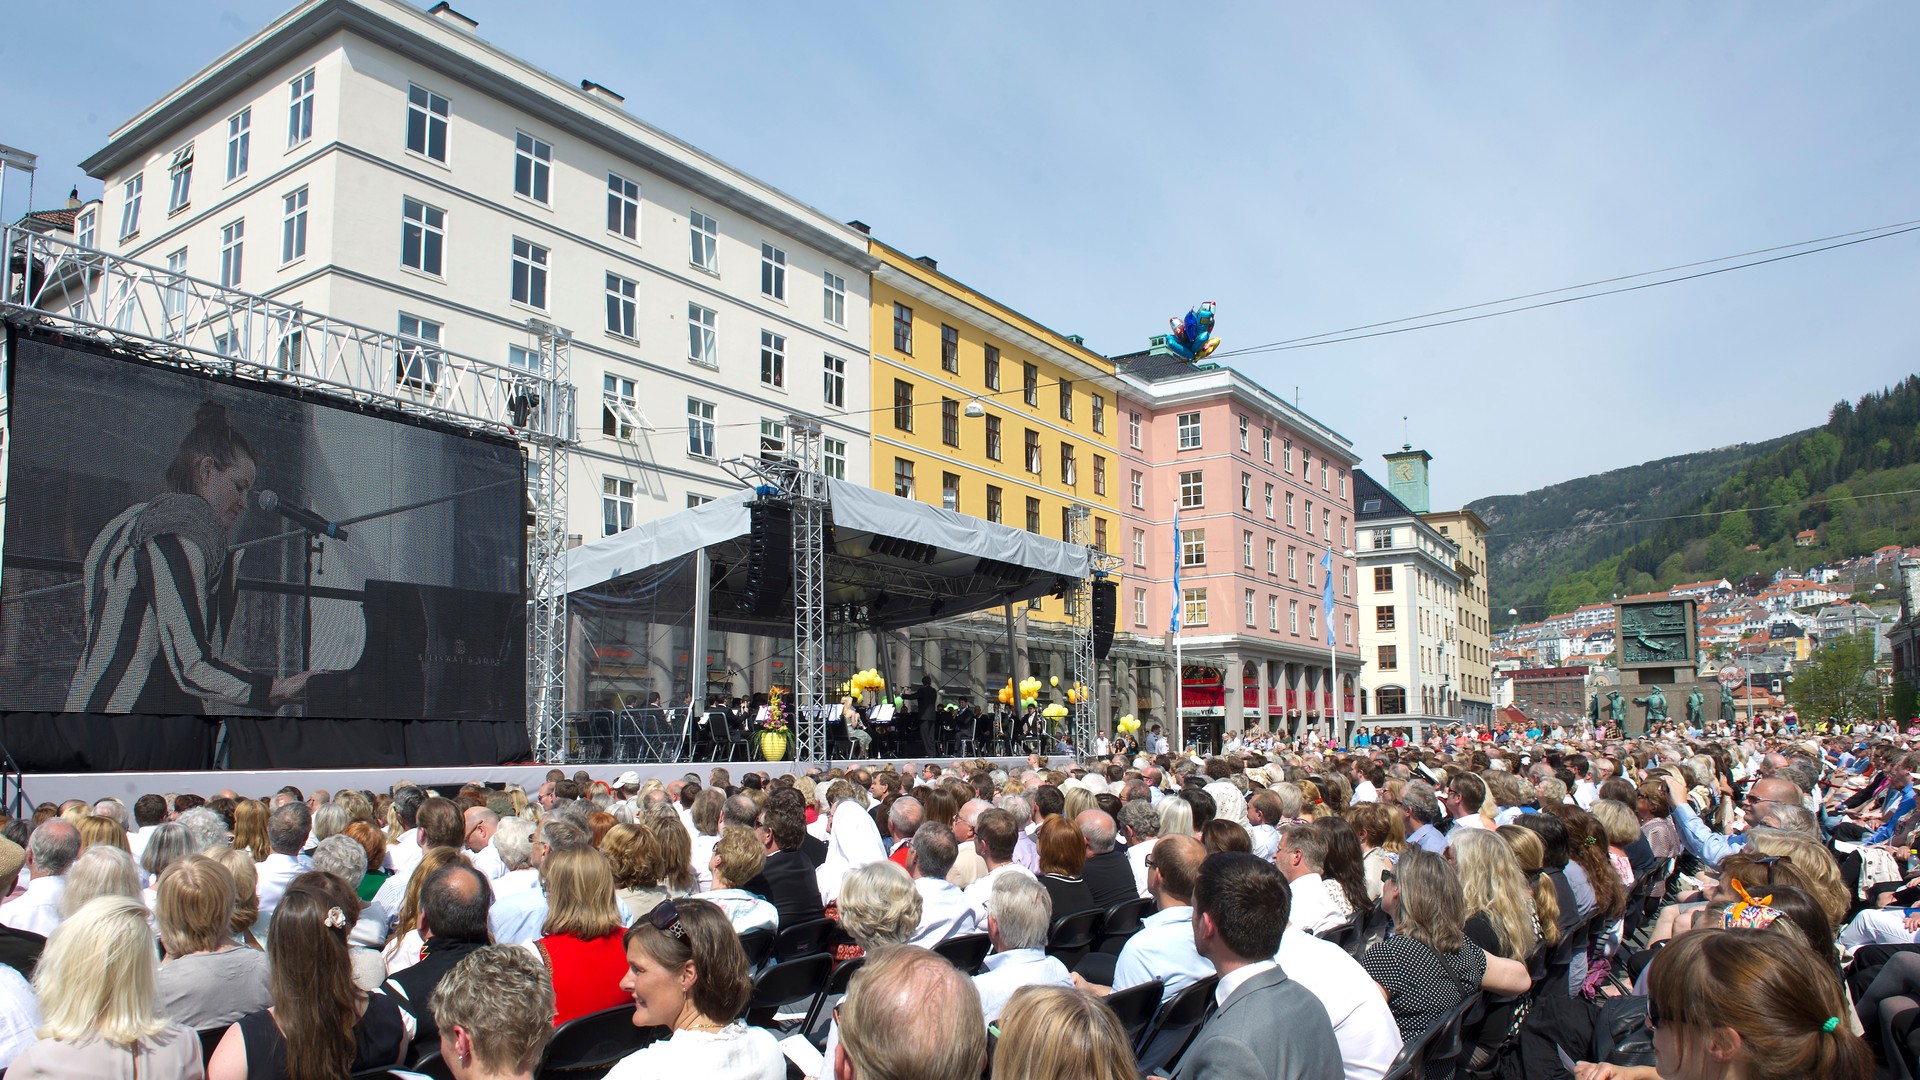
[864, 239, 1133, 706]
[1421, 509, 1494, 727]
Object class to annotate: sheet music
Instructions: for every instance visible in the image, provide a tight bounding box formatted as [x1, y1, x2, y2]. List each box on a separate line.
[871, 703, 895, 723]
[756, 705, 772, 725]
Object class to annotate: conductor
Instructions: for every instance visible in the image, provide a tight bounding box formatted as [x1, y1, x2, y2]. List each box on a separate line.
[911, 675, 940, 757]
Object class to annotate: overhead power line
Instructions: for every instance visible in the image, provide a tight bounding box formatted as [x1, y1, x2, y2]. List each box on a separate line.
[1486, 485, 1920, 539]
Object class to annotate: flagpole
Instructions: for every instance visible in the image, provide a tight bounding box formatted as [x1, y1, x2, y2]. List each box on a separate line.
[1171, 508, 1184, 754]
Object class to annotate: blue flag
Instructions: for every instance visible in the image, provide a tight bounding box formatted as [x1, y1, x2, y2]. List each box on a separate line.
[1170, 510, 1182, 634]
[1321, 548, 1336, 646]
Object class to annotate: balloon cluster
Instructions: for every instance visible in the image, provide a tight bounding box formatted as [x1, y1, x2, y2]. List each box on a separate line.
[840, 669, 885, 697]
[1064, 682, 1092, 705]
[1042, 702, 1070, 721]
[1164, 302, 1220, 362]
[1116, 715, 1141, 735]
[999, 676, 1044, 706]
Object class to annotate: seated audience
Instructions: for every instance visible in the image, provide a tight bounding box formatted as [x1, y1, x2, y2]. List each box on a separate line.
[833, 944, 984, 1080]
[993, 984, 1135, 1080]
[702, 827, 779, 934]
[155, 856, 272, 1031]
[525, 847, 629, 1025]
[972, 869, 1072, 1024]
[428, 945, 556, 1080]
[602, 898, 783, 1079]
[378, 862, 492, 1046]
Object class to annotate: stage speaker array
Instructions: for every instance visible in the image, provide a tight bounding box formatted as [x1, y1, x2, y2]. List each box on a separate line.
[1091, 579, 1117, 659]
[739, 502, 793, 616]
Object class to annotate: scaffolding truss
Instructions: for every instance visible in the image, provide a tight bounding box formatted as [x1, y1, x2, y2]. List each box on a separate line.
[0, 227, 578, 754]
[1065, 505, 1120, 758]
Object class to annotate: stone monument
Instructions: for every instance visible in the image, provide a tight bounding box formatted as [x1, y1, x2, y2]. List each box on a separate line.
[1613, 597, 1725, 736]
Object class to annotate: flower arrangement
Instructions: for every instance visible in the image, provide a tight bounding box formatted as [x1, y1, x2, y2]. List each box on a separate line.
[761, 686, 790, 733]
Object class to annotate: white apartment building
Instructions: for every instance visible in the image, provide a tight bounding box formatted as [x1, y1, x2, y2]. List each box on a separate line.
[1353, 468, 1463, 723]
[78, 0, 875, 542]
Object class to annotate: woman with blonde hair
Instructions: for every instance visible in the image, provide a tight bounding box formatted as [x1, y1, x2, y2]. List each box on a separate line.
[76, 813, 132, 854]
[212, 847, 264, 950]
[602, 821, 665, 918]
[1495, 825, 1561, 948]
[13, 896, 202, 1078]
[232, 800, 270, 863]
[155, 855, 271, 1030]
[1345, 801, 1403, 902]
[704, 827, 778, 934]
[1452, 829, 1538, 963]
[429, 946, 556, 1080]
[58, 843, 142, 920]
[835, 861, 921, 953]
[994, 984, 1136, 1080]
[1744, 831, 1851, 931]
[1155, 796, 1194, 842]
[640, 807, 698, 897]
[1061, 785, 1098, 823]
[526, 847, 629, 1025]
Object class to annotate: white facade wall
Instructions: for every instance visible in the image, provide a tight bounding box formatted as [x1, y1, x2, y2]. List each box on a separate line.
[1356, 520, 1461, 718]
[88, 2, 873, 546]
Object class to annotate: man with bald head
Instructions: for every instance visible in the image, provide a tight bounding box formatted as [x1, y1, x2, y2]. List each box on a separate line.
[834, 945, 985, 1080]
[947, 799, 991, 889]
[377, 863, 492, 1046]
[1076, 808, 1137, 910]
[1074, 833, 1212, 997]
[1662, 770, 1804, 867]
[463, 806, 506, 879]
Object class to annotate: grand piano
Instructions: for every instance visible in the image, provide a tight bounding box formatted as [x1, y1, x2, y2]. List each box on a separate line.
[304, 580, 525, 722]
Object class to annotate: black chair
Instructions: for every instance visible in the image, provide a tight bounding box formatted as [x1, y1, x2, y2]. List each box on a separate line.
[738, 926, 775, 969]
[1382, 991, 1481, 1080]
[931, 932, 993, 974]
[1134, 972, 1221, 1076]
[802, 955, 866, 1038]
[1540, 915, 1592, 998]
[1101, 978, 1165, 1049]
[746, 953, 834, 1032]
[1315, 917, 1366, 958]
[1096, 896, 1155, 955]
[539, 1004, 662, 1077]
[1046, 908, 1104, 970]
[774, 917, 833, 961]
[402, 1047, 453, 1080]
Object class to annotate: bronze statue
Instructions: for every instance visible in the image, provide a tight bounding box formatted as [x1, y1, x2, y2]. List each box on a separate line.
[1634, 685, 1669, 724]
[1687, 687, 1705, 726]
[1588, 692, 1601, 724]
[1720, 688, 1737, 723]
[1606, 690, 1626, 724]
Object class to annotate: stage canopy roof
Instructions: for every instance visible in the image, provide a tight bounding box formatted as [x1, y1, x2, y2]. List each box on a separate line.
[564, 479, 1091, 632]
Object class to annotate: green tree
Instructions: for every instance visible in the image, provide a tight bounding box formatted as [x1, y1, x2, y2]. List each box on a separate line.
[1787, 632, 1880, 722]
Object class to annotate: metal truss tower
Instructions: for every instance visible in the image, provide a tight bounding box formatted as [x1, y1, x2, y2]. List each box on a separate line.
[786, 415, 829, 767]
[525, 320, 573, 763]
[1065, 505, 1121, 759]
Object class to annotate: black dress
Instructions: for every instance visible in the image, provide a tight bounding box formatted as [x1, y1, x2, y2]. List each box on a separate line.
[236, 993, 408, 1079]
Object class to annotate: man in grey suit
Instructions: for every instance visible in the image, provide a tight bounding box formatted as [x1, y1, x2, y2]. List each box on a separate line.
[1165, 852, 1342, 1080]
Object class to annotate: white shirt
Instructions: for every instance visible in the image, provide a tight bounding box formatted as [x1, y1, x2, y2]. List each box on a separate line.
[691, 831, 719, 892]
[1450, 815, 1488, 835]
[1214, 958, 1279, 1006]
[1112, 906, 1214, 996]
[1353, 781, 1379, 804]
[1248, 823, 1280, 861]
[1573, 780, 1599, 810]
[1277, 928, 1402, 1080]
[602, 1022, 783, 1080]
[962, 863, 1037, 920]
[0, 876, 64, 936]
[255, 851, 310, 935]
[388, 830, 423, 878]
[492, 866, 540, 898]
[972, 947, 1072, 1023]
[372, 861, 416, 918]
[0, 965, 40, 1071]
[468, 842, 507, 881]
[909, 876, 980, 946]
[1127, 837, 1159, 899]
[1285, 872, 1343, 934]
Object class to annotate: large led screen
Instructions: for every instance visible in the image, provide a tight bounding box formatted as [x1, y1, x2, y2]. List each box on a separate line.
[0, 336, 526, 723]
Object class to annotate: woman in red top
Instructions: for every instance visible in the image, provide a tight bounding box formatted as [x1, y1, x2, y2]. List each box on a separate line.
[528, 847, 630, 1025]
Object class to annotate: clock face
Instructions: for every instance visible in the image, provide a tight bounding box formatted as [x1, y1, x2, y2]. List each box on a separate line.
[1394, 462, 1416, 482]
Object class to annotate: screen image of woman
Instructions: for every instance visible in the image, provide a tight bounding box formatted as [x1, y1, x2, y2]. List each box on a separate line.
[65, 402, 309, 714]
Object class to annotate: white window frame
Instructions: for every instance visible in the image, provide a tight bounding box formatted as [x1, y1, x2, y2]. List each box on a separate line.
[281, 186, 308, 263]
[1288, 546, 1298, 581]
[510, 238, 549, 310]
[513, 132, 552, 204]
[401, 198, 445, 276]
[166, 144, 193, 214]
[119, 175, 142, 240]
[219, 219, 245, 288]
[1177, 412, 1202, 449]
[602, 476, 635, 536]
[607, 173, 640, 240]
[1245, 589, 1257, 626]
[396, 313, 442, 391]
[602, 373, 638, 441]
[287, 69, 315, 149]
[225, 108, 251, 183]
[1134, 588, 1148, 628]
[759, 330, 786, 389]
[823, 437, 847, 480]
[687, 303, 717, 367]
[1132, 528, 1146, 567]
[1238, 415, 1249, 451]
[686, 397, 716, 459]
[1264, 484, 1275, 520]
[1242, 531, 1254, 569]
[822, 353, 846, 408]
[1268, 596, 1279, 631]
[604, 272, 638, 338]
[163, 248, 188, 321]
[76, 208, 96, 249]
[1179, 470, 1204, 509]
[1183, 588, 1208, 627]
[760, 242, 787, 301]
[1262, 427, 1272, 462]
[1129, 410, 1142, 450]
[406, 84, 450, 163]
[1130, 470, 1143, 509]
[822, 271, 846, 326]
[1289, 599, 1299, 634]
[1179, 528, 1206, 567]
[689, 210, 718, 271]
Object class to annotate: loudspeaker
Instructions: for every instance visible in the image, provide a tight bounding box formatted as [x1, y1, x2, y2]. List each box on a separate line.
[1091, 579, 1117, 659]
[739, 502, 793, 616]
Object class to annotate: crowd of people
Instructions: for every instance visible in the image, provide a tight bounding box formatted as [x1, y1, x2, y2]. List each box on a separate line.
[0, 722, 1914, 1079]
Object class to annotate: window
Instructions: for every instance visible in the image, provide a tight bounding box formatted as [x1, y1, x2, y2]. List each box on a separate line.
[687, 493, 712, 508]
[940, 325, 959, 372]
[602, 374, 637, 440]
[1345, 613, 1354, 647]
[1024, 430, 1042, 475]
[607, 173, 640, 239]
[1059, 443, 1077, 485]
[219, 219, 244, 287]
[1373, 527, 1392, 549]
[1129, 410, 1142, 449]
[225, 108, 251, 182]
[986, 485, 1003, 523]
[287, 69, 315, 148]
[1324, 508, 1332, 541]
[406, 84, 449, 161]
[597, 273, 639, 338]
[1023, 363, 1039, 406]
[76, 208, 95, 249]
[941, 398, 960, 447]
[163, 249, 188, 321]
[1341, 516, 1349, 547]
[759, 418, 786, 457]
[1289, 599, 1299, 633]
[1093, 455, 1106, 496]
[601, 477, 634, 536]
[1177, 412, 1201, 449]
[892, 303, 913, 352]
[1288, 546, 1298, 581]
[822, 353, 846, 408]
[1058, 378, 1073, 421]
[941, 473, 960, 511]
[1245, 589, 1257, 626]
[1342, 566, 1351, 596]
[281, 187, 308, 262]
[893, 380, 914, 431]
[513, 132, 551, 203]
[1377, 686, 1405, 713]
[1240, 473, 1252, 510]
[687, 303, 717, 366]
[1134, 588, 1148, 627]
[759, 243, 786, 300]
[1265, 538, 1277, 575]
[1282, 438, 1293, 473]
[401, 198, 444, 275]
[119, 175, 142, 239]
[984, 345, 1000, 390]
[1179, 528, 1206, 567]
[1130, 470, 1143, 508]
[1094, 518, 1107, 551]
[1091, 394, 1105, 434]
[686, 398, 715, 458]
[818, 270, 846, 325]
[167, 144, 193, 213]
[1179, 470, 1204, 508]
[1265, 484, 1275, 519]
[396, 313, 442, 390]
[1374, 567, 1393, 592]
[1323, 463, 1331, 491]
[1132, 528, 1146, 566]
[510, 238, 548, 308]
[1304, 499, 1314, 531]
[1285, 491, 1295, 526]
[1268, 596, 1280, 631]
[507, 345, 541, 373]
[1377, 646, 1398, 672]
[1242, 531, 1254, 568]
[1262, 427, 1272, 462]
[1183, 589, 1208, 627]
[689, 211, 718, 270]
[985, 415, 1003, 461]
[273, 307, 303, 372]
[1376, 606, 1396, 631]
[759, 330, 785, 388]
[823, 438, 846, 480]
[1238, 415, 1249, 451]
[1025, 497, 1041, 533]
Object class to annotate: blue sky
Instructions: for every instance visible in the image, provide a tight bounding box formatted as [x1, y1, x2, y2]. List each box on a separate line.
[6, 2, 1918, 510]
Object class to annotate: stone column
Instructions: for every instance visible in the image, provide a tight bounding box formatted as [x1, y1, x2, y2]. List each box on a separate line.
[1255, 658, 1272, 734]
[969, 637, 989, 702]
[1222, 650, 1243, 737]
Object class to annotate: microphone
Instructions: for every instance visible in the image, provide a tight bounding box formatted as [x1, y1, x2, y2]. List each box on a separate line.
[255, 491, 349, 540]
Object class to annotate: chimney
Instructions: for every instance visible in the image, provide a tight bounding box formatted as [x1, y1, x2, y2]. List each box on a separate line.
[1066, 334, 1085, 346]
[579, 80, 625, 107]
[427, 3, 478, 31]
[1901, 557, 1920, 620]
[915, 256, 938, 271]
[66, 187, 80, 209]
[844, 220, 871, 235]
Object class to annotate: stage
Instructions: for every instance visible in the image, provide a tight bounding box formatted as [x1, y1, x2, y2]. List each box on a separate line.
[16, 754, 1042, 807]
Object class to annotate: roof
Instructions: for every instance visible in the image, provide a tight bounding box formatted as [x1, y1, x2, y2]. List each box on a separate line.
[16, 207, 78, 230]
[1353, 468, 1415, 521]
[1113, 348, 1221, 384]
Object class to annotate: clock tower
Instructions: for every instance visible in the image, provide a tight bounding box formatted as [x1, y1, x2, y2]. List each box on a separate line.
[1383, 445, 1432, 514]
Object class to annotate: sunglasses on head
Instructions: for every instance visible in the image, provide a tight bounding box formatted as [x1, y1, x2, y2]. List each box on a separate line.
[647, 899, 686, 941]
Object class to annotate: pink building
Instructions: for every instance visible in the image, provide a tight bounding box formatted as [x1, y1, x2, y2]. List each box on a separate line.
[1115, 350, 1360, 748]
